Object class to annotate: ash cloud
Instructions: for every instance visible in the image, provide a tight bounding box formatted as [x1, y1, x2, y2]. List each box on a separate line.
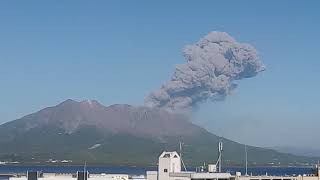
[145, 31, 265, 111]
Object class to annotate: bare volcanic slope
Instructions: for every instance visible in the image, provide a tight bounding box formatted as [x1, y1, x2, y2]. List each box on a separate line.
[0, 99, 204, 140]
[0, 100, 316, 166]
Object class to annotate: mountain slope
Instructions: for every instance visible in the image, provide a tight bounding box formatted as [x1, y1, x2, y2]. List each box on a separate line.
[0, 100, 317, 166]
[271, 146, 320, 158]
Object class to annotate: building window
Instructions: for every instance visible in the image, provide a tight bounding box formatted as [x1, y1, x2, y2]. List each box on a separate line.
[164, 169, 168, 172]
[163, 154, 170, 158]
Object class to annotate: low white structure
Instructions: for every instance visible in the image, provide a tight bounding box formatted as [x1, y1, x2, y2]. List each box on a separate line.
[90, 174, 128, 180]
[234, 166, 320, 180]
[9, 173, 129, 180]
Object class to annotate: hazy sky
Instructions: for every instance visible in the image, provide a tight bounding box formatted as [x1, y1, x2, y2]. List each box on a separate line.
[1, 1, 320, 149]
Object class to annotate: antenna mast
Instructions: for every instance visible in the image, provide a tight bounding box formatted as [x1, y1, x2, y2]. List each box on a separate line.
[218, 140, 223, 173]
[179, 141, 187, 171]
[84, 161, 87, 180]
[245, 145, 248, 176]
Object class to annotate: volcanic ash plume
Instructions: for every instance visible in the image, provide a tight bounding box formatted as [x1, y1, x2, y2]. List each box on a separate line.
[145, 31, 265, 111]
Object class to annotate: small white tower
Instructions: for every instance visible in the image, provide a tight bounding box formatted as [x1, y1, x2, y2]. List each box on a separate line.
[158, 151, 181, 180]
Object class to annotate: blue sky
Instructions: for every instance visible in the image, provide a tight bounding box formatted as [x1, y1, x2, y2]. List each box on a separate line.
[1, 1, 320, 148]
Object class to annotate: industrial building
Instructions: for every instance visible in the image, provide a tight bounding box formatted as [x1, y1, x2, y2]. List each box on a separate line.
[146, 151, 320, 180]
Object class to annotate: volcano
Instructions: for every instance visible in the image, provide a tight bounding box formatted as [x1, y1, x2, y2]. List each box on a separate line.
[0, 100, 316, 166]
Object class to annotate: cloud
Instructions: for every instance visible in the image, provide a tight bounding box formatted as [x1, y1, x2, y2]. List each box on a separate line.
[145, 31, 265, 111]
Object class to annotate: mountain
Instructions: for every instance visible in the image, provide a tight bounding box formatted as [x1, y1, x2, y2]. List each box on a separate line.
[271, 146, 320, 158]
[0, 100, 317, 166]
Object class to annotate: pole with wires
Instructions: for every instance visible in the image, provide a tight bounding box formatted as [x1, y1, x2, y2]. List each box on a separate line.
[218, 140, 223, 173]
[179, 141, 187, 171]
[245, 145, 248, 176]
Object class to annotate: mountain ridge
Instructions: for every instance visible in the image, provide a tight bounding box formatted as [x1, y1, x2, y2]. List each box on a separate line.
[0, 99, 317, 166]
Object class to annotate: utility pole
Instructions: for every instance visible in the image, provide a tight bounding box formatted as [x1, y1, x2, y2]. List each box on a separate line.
[218, 140, 223, 173]
[84, 161, 87, 180]
[245, 145, 248, 176]
[179, 141, 187, 171]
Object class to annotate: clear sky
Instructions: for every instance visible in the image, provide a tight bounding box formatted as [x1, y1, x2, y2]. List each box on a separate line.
[1, 1, 319, 148]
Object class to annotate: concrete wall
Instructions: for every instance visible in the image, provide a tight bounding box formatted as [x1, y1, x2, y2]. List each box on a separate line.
[147, 171, 158, 180]
[299, 176, 320, 180]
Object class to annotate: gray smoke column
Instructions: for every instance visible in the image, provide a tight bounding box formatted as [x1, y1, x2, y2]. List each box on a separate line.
[145, 31, 265, 111]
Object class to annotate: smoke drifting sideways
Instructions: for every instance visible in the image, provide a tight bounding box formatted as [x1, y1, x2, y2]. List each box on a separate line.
[145, 31, 265, 112]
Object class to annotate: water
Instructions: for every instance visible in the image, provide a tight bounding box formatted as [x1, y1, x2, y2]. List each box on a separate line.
[0, 166, 316, 180]
[0, 165, 156, 174]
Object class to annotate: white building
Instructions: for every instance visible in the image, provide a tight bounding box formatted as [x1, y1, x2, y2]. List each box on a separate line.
[147, 151, 231, 180]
